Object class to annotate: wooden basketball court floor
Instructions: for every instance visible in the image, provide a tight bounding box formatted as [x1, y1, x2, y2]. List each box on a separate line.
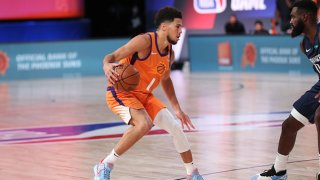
[0, 71, 319, 180]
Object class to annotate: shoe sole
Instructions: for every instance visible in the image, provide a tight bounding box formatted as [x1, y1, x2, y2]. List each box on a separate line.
[250, 174, 288, 180]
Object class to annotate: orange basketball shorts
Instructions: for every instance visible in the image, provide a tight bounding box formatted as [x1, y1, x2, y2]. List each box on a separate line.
[106, 86, 166, 123]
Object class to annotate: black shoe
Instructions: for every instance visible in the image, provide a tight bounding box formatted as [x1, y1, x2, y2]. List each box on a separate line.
[250, 165, 287, 180]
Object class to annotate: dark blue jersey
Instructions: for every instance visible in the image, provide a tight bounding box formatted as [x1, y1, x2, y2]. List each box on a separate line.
[301, 23, 320, 78]
[292, 24, 320, 124]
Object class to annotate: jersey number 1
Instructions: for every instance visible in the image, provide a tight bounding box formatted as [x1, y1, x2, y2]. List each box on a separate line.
[146, 78, 156, 91]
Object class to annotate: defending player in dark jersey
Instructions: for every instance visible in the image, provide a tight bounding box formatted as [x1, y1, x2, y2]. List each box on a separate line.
[251, 1, 320, 180]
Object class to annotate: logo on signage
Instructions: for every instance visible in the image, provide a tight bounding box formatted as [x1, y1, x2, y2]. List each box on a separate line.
[193, 0, 227, 14]
[0, 51, 9, 76]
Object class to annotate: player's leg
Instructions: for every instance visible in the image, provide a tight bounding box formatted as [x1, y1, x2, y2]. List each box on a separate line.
[94, 107, 153, 180]
[277, 114, 305, 164]
[153, 108, 204, 180]
[94, 90, 153, 180]
[251, 81, 320, 180]
[250, 114, 304, 180]
[113, 108, 153, 155]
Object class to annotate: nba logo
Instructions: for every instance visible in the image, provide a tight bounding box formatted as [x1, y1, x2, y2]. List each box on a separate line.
[193, 0, 227, 14]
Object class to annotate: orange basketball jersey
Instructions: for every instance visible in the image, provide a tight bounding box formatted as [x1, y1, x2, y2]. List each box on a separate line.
[106, 32, 173, 121]
[119, 32, 172, 93]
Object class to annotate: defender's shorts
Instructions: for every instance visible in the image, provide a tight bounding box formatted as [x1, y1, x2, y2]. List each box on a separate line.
[292, 80, 320, 124]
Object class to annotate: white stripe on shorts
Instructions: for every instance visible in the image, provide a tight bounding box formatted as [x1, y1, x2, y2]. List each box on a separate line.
[290, 108, 310, 125]
[113, 106, 131, 124]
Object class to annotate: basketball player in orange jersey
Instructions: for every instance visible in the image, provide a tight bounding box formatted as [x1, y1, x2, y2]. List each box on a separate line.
[93, 7, 204, 180]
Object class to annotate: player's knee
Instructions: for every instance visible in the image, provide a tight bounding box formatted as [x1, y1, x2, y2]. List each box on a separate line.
[171, 122, 183, 135]
[161, 118, 183, 136]
[138, 124, 152, 135]
[136, 120, 153, 134]
[281, 120, 291, 133]
[281, 118, 302, 134]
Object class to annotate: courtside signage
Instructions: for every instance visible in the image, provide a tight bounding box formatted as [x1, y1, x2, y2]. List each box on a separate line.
[193, 0, 227, 14]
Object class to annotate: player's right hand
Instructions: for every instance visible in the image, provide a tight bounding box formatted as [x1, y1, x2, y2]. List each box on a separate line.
[103, 62, 119, 84]
[176, 110, 195, 131]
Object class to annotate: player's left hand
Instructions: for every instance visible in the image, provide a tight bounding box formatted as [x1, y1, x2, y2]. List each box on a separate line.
[315, 92, 320, 102]
[176, 111, 195, 130]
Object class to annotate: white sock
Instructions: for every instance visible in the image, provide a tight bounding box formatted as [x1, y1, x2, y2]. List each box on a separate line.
[274, 153, 288, 173]
[102, 149, 119, 164]
[184, 162, 195, 175]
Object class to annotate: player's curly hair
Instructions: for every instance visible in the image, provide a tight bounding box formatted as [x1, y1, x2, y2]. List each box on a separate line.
[292, 0, 318, 24]
[154, 6, 182, 29]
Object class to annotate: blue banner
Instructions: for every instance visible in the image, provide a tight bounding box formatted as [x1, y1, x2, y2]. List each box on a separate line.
[189, 35, 314, 75]
[0, 39, 128, 81]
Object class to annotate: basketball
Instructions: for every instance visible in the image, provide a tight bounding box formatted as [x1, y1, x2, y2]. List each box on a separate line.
[113, 63, 140, 92]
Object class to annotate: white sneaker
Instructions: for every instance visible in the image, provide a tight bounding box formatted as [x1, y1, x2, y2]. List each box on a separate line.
[93, 161, 113, 180]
